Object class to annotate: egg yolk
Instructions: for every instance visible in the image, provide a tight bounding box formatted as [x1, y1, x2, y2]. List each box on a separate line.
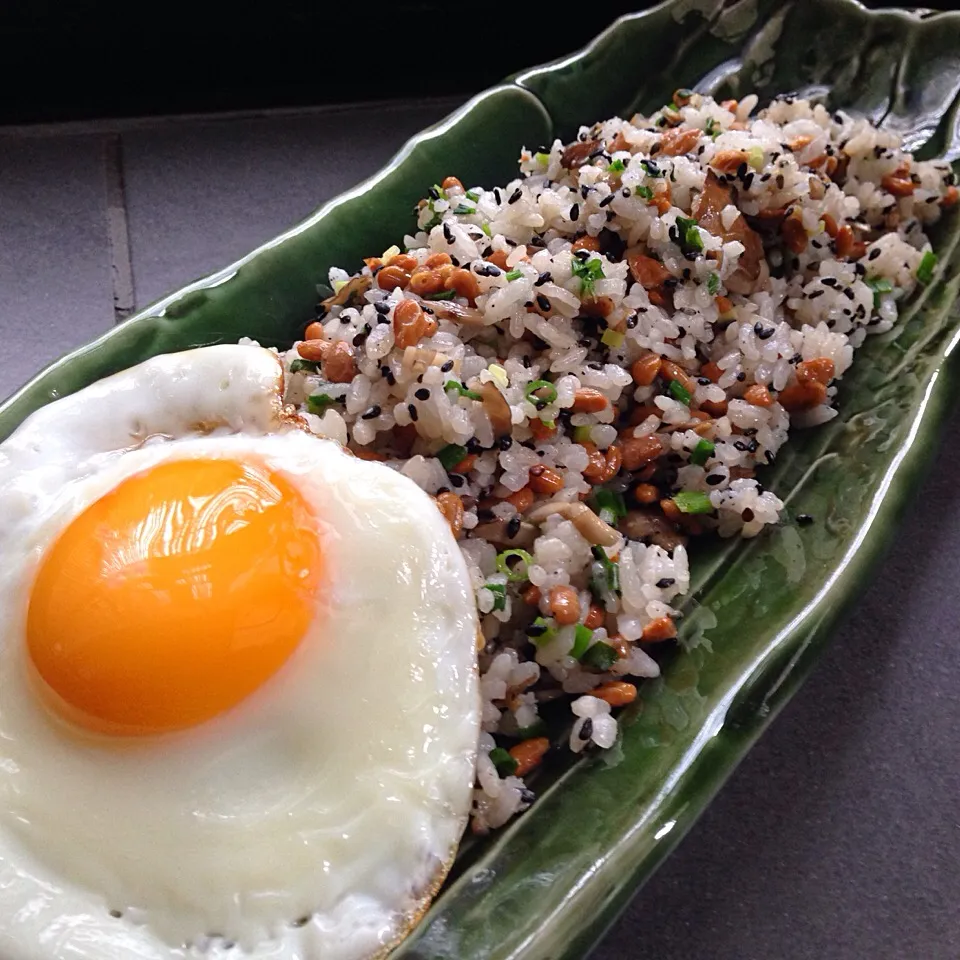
[26, 457, 323, 735]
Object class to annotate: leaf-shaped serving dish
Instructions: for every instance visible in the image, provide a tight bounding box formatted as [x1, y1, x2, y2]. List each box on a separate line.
[3, 2, 959, 957]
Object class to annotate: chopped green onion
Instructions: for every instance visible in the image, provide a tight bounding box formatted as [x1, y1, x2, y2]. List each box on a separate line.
[453, 203, 476, 216]
[307, 394, 338, 414]
[581, 641, 620, 671]
[607, 158, 627, 173]
[573, 424, 593, 443]
[675, 215, 703, 253]
[445, 380, 482, 401]
[668, 379, 692, 405]
[529, 615, 558, 646]
[571, 624, 594, 660]
[481, 222, 492, 236]
[534, 151, 551, 166]
[865, 275, 894, 308]
[332, 279, 348, 294]
[591, 488, 627, 524]
[601, 328, 625, 349]
[424, 211, 442, 230]
[917, 250, 938, 285]
[486, 582, 507, 612]
[437, 443, 468, 471]
[672, 490, 714, 514]
[635, 184, 654, 200]
[524, 379, 558, 405]
[489, 747, 518, 777]
[690, 438, 715, 466]
[571, 256, 605, 297]
[707, 272, 720, 295]
[516, 718, 549, 738]
[465, 189, 480, 202]
[496, 549, 535, 582]
[426, 289, 457, 300]
[505, 268, 523, 281]
[704, 117, 720, 139]
[539, 418, 556, 429]
[590, 545, 621, 596]
[746, 146, 765, 170]
[289, 358, 320, 375]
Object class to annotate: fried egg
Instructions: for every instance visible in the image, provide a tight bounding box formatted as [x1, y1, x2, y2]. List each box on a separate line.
[0, 345, 479, 959]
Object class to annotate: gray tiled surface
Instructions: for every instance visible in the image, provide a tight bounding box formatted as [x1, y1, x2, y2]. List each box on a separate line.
[2, 100, 960, 960]
[0, 136, 115, 391]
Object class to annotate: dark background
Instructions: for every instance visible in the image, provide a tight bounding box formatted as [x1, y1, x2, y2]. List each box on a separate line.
[0, 2, 935, 126]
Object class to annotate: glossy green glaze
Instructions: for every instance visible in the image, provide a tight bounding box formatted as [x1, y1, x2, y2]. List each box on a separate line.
[2, 3, 959, 959]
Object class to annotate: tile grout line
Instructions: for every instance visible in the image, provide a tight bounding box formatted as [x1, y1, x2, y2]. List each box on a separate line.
[103, 134, 136, 323]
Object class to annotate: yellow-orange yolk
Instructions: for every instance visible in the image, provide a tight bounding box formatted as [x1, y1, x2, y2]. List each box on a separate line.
[26, 457, 323, 735]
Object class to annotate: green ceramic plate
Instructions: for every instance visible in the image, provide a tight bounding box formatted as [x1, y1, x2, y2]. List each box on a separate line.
[3, 1, 960, 958]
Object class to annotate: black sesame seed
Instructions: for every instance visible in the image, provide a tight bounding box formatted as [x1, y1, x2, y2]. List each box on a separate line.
[776, 174, 785, 189]
[570, 203, 580, 220]
[520, 788, 536, 804]
[508, 188, 522, 205]
[743, 172, 755, 190]
[573, 248, 591, 261]
[741, 507, 755, 522]
[374, 301, 390, 315]
[697, 376, 711, 386]
[494, 188, 502, 205]
[622, 188, 632, 198]
[765, 450, 776, 464]
[733, 440, 749, 452]
[797, 513, 815, 526]
[407, 404, 419, 421]
[451, 255, 461, 266]
[415, 387, 430, 401]
[580, 718, 594, 742]
[498, 436, 513, 451]
[754, 322, 774, 340]
[449, 473, 466, 488]
[526, 621, 548, 637]
[535, 271, 552, 286]
[428, 186, 440, 200]
[441, 360, 454, 373]
[656, 577, 676, 588]
[109, 910, 123, 919]
[506, 516, 522, 538]
[466, 437, 483, 453]
[868, 247, 881, 261]
[478, 508, 495, 522]
[811, 239, 823, 249]
[340, 316, 351, 324]
[599, 193, 615, 208]
[361, 404, 381, 420]
[736, 371, 747, 381]
[808, 289, 824, 299]
[854, 262, 866, 276]
[536, 294, 552, 312]
[706, 473, 724, 486]
[736, 161, 748, 180]
[578, 336, 594, 347]
[352, 331, 368, 347]
[581, 184, 591, 199]
[821, 276, 838, 287]
[627, 314, 639, 329]
[386, 370, 396, 386]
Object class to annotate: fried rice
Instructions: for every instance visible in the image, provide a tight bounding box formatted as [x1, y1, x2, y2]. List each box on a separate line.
[270, 89, 953, 832]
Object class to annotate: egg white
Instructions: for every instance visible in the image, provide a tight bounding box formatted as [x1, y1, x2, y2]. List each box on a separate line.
[0, 346, 480, 959]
